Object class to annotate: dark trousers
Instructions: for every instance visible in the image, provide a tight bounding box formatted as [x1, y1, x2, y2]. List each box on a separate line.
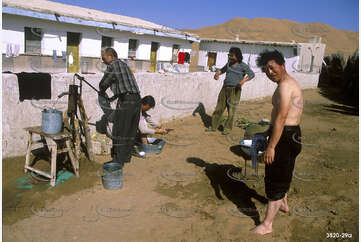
[111, 93, 141, 166]
[265, 125, 302, 201]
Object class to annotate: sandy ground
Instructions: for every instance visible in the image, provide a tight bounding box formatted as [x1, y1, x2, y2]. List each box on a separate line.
[3, 89, 358, 242]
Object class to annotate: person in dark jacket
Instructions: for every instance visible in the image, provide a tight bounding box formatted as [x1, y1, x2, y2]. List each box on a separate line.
[99, 48, 141, 169]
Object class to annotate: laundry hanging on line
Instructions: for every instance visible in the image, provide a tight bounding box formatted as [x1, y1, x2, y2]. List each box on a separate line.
[6, 43, 20, 57]
[178, 52, 186, 64]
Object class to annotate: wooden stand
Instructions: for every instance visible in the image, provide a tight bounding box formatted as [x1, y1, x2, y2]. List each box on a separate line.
[77, 96, 94, 161]
[23, 77, 95, 186]
[24, 126, 79, 187]
[63, 85, 94, 162]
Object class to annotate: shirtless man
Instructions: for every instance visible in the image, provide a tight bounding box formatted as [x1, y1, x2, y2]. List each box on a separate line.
[251, 50, 303, 235]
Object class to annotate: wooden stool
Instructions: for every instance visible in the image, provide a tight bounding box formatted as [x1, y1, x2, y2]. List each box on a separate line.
[24, 126, 79, 187]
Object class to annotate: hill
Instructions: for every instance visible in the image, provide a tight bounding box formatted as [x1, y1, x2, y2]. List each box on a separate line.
[183, 17, 358, 57]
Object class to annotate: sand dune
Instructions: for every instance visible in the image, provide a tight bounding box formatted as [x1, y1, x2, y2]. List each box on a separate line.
[183, 17, 358, 57]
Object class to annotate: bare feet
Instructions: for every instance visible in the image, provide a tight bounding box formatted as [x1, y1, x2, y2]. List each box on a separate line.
[250, 223, 273, 235]
[279, 194, 290, 213]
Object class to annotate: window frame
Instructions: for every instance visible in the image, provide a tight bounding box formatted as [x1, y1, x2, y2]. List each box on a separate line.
[24, 27, 43, 54]
[128, 39, 139, 59]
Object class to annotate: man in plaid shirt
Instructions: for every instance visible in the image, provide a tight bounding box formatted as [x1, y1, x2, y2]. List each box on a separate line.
[99, 48, 141, 170]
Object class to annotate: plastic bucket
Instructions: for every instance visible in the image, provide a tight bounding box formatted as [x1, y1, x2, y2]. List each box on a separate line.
[42, 109, 63, 134]
[102, 162, 123, 190]
[102, 175, 122, 190]
[140, 138, 166, 155]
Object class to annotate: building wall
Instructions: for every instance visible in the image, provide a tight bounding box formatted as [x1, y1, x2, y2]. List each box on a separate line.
[297, 43, 326, 73]
[2, 14, 193, 67]
[198, 41, 325, 74]
[3, 71, 320, 157]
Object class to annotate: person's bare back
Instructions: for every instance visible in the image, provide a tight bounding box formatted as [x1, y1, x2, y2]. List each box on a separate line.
[271, 75, 303, 126]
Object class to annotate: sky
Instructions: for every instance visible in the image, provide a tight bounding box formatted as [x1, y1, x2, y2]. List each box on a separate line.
[51, 0, 358, 32]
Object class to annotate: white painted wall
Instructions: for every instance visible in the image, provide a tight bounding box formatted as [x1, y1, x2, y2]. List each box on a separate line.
[3, 14, 102, 57]
[297, 43, 326, 73]
[3, 14, 192, 62]
[2, 26, 25, 54]
[3, 71, 320, 157]
[199, 41, 325, 74]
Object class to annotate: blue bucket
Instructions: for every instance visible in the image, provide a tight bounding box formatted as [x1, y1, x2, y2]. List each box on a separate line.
[42, 109, 63, 134]
[102, 162, 123, 190]
[139, 138, 166, 155]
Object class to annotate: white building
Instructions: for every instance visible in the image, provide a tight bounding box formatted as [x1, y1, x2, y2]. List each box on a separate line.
[198, 38, 326, 74]
[2, 0, 199, 73]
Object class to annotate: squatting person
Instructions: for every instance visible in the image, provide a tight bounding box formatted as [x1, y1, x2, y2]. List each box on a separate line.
[138, 95, 168, 144]
[206, 47, 255, 135]
[251, 49, 303, 235]
[99, 48, 141, 174]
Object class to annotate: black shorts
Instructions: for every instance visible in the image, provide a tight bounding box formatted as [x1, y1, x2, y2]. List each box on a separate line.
[265, 125, 302, 201]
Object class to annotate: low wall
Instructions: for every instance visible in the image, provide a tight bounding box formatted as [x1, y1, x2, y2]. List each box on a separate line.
[2, 71, 319, 157]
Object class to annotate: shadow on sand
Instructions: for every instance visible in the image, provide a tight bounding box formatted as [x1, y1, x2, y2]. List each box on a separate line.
[187, 157, 267, 225]
[192, 103, 212, 128]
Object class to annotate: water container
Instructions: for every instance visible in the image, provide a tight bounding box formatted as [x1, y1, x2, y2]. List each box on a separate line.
[139, 138, 166, 155]
[102, 162, 123, 190]
[42, 109, 63, 134]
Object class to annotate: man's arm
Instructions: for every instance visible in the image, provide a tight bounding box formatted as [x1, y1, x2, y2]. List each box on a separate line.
[238, 64, 255, 87]
[139, 115, 156, 135]
[264, 83, 292, 164]
[238, 76, 249, 87]
[145, 115, 160, 128]
[99, 65, 114, 94]
[245, 64, 255, 81]
[140, 114, 167, 135]
[214, 64, 227, 80]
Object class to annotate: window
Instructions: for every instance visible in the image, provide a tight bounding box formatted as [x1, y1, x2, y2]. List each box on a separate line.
[101, 36, 113, 51]
[128, 39, 138, 58]
[24, 27, 42, 54]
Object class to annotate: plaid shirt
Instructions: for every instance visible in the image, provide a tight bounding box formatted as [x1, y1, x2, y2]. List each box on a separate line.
[99, 59, 140, 95]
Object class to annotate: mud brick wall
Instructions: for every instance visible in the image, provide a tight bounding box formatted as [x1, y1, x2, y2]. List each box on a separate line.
[2, 72, 319, 157]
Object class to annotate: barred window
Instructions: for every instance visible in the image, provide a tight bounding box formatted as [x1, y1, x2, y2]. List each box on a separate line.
[101, 36, 113, 52]
[24, 27, 42, 54]
[128, 39, 138, 58]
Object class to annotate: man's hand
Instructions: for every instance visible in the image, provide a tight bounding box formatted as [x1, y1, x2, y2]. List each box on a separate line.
[263, 146, 275, 164]
[237, 76, 249, 87]
[214, 71, 221, 80]
[155, 128, 168, 135]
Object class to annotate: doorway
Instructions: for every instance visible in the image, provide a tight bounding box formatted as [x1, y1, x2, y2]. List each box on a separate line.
[150, 42, 159, 72]
[67, 32, 81, 73]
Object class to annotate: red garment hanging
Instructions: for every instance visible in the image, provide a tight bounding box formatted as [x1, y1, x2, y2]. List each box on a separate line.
[178, 52, 186, 64]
